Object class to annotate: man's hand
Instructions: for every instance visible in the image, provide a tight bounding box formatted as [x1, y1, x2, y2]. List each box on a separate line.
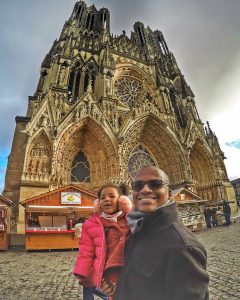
[100, 278, 116, 296]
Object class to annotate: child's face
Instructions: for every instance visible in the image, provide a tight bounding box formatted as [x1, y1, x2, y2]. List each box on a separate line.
[99, 187, 119, 214]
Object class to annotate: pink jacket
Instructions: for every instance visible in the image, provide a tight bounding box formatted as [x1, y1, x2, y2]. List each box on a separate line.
[73, 213, 106, 287]
[73, 196, 132, 287]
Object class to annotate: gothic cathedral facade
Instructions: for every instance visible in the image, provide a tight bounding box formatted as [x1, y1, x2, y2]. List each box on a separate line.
[3, 1, 235, 233]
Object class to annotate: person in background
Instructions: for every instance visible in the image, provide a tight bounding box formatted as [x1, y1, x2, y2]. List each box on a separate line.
[204, 207, 212, 229]
[74, 223, 82, 238]
[222, 200, 231, 226]
[210, 207, 218, 227]
[74, 217, 86, 238]
[237, 199, 240, 210]
[73, 183, 132, 300]
[111, 166, 209, 300]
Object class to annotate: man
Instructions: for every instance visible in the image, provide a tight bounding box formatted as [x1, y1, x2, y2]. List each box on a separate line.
[113, 166, 209, 300]
[222, 200, 231, 226]
[203, 207, 212, 229]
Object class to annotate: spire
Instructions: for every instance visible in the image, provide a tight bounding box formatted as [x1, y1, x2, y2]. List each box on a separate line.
[154, 30, 170, 55]
[205, 122, 226, 159]
[69, 1, 110, 35]
[133, 22, 146, 47]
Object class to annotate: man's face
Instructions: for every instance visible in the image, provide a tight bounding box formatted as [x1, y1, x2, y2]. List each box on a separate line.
[132, 167, 169, 213]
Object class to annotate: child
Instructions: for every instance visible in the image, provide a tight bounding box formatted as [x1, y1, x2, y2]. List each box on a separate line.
[73, 183, 132, 300]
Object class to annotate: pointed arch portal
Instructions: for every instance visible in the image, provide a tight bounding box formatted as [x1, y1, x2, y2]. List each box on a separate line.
[55, 117, 119, 189]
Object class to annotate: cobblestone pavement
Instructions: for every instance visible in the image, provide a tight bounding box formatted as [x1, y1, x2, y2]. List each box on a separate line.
[196, 221, 240, 300]
[0, 222, 239, 300]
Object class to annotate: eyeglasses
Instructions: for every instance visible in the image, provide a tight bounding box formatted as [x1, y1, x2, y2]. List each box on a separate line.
[131, 180, 168, 192]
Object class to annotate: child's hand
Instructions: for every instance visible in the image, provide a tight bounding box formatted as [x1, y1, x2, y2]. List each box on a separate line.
[74, 274, 86, 284]
[100, 278, 116, 296]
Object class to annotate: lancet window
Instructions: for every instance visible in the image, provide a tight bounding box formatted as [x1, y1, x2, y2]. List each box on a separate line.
[128, 146, 155, 179]
[138, 28, 145, 45]
[86, 13, 95, 31]
[100, 12, 108, 29]
[75, 5, 84, 22]
[68, 62, 82, 103]
[71, 151, 90, 182]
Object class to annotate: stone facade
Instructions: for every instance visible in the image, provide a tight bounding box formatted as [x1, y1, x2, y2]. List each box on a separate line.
[3, 1, 235, 234]
[231, 178, 240, 206]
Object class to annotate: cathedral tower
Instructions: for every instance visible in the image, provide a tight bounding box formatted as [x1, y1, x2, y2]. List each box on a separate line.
[3, 1, 235, 233]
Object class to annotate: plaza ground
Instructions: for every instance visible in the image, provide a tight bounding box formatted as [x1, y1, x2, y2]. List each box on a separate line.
[0, 219, 240, 300]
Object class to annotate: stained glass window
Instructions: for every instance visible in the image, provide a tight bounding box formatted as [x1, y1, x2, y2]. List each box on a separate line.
[114, 77, 143, 107]
[128, 146, 155, 179]
[71, 151, 90, 182]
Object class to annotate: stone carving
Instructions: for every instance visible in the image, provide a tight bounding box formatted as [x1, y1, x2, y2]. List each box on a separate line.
[215, 157, 226, 180]
[184, 147, 193, 182]
[27, 104, 52, 138]
[91, 104, 98, 119]
[52, 91, 68, 125]
[22, 133, 52, 182]
[32, 101, 39, 117]
[105, 76, 111, 96]
[162, 89, 173, 113]
[74, 109, 80, 122]
[81, 102, 87, 118]
[57, 66, 67, 86]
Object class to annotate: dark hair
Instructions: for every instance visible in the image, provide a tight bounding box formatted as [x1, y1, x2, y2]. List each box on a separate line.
[77, 217, 86, 223]
[119, 183, 129, 196]
[97, 183, 122, 199]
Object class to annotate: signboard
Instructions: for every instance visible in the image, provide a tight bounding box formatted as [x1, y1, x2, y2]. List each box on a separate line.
[61, 192, 81, 205]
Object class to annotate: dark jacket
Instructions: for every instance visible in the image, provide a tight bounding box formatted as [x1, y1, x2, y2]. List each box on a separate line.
[114, 204, 209, 300]
[222, 201, 231, 214]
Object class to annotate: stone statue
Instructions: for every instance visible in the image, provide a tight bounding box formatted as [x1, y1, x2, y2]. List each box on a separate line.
[57, 66, 67, 86]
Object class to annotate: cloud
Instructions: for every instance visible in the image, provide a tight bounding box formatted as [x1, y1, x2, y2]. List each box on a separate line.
[1, 0, 240, 185]
[226, 140, 240, 150]
[222, 145, 240, 180]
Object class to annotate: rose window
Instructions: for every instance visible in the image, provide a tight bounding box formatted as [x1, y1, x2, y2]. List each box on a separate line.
[128, 146, 155, 179]
[114, 77, 143, 107]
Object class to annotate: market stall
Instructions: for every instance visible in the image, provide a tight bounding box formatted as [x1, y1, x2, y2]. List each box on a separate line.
[172, 187, 208, 231]
[21, 185, 96, 250]
[0, 195, 15, 250]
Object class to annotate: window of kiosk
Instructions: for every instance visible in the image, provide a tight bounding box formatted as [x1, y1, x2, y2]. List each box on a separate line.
[26, 212, 87, 231]
[26, 213, 67, 231]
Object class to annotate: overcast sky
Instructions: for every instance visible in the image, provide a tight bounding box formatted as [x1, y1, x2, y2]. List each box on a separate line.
[1, 0, 240, 192]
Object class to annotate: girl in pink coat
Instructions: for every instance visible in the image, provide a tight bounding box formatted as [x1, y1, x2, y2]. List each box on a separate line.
[73, 183, 132, 300]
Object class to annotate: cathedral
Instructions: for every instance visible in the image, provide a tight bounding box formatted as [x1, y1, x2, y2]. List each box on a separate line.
[3, 1, 235, 234]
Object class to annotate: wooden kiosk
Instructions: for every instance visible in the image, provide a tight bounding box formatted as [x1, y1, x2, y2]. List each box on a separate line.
[21, 185, 96, 250]
[0, 195, 15, 250]
[172, 187, 208, 231]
